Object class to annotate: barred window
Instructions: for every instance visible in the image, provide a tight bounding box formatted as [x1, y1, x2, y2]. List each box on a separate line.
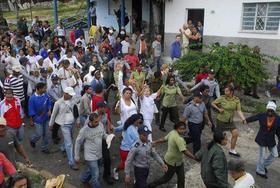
[242, 2, 280, 31]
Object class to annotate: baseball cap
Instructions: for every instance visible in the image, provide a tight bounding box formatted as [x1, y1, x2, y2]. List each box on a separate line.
[12, 64, 22, 72]
[96, 101, 107, 108]
[36, 55, 43, 61]
[51, 74, 59, 80]
[266, 101, 277, 111]
[0, 118, 7, 126]
[138, 125, 152, 135]
[63, 87, 76, 96]
[209, 69, 215, 74]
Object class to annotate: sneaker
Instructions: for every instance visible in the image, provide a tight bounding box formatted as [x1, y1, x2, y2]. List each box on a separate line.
[30, 141, 36, 148]
[229, 151, 241, 157]
[159, 127, 167, 132]
[70, 164, 79, 171]
[256, 171, 268, 179]
[113, 168, 119, 181]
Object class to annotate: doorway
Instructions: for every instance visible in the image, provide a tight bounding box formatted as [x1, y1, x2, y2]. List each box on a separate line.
[186, 9, 204, 28]
[132, 0, 142, 33]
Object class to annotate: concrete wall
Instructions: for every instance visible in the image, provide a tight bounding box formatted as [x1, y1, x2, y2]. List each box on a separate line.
[164, 0, 280, 56]
[96, 0, 132, 32]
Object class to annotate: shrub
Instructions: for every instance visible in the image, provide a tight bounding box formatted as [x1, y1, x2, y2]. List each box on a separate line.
[172, 44, 278, 89]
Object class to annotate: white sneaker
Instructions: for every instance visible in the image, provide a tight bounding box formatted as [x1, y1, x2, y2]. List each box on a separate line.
[113, 168, 119, 180]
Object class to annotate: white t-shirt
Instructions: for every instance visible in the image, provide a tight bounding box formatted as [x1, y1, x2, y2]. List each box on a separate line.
[64, 100, 75, 124]
[121, 40, 130, 54]
[43, 57, 58, 71]
[234, 173, 255, 188]
[120, 98, 137, 125]
[140, 93, 158, 120]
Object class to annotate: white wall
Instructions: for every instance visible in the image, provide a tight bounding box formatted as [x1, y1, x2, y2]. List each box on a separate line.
[165, 0, 280, 39]
[96, 0, 132, 32]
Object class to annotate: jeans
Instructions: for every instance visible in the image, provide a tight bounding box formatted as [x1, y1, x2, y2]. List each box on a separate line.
[148, 162, 184, 188]
[80, 159, 102, 188]
[160, 106, 179, 129]
[188, 122, 203, 154]
[7, 125, 24, 142]
[80, 115, 88, 127]
[256, 146, 278, 175]
[29, 122, 49, 151]
[60, 124, 75, 166]
[154, 56, 161, 72]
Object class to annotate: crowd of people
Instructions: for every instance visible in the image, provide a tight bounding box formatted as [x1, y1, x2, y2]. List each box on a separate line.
[0, 11, 279, 188]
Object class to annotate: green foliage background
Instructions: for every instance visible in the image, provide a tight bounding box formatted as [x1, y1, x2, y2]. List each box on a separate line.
[172, 44, 276, 89]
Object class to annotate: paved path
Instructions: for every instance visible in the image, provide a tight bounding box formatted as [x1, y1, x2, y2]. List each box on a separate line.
[18, 93, 280, 188]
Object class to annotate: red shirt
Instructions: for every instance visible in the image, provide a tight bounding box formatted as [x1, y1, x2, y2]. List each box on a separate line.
[124, 54, 139, 71]
[92, 95, 111, 121]
[69, 31, 76, 44]
[195, 73, 208, 84]
[0, 153, 16, 184]
[3, 98, 22, 129]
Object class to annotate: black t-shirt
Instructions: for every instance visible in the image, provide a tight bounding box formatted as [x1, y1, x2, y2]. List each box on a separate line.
[0, 133, 20, 166]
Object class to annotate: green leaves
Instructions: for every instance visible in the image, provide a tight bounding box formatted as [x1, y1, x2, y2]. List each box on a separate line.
[172, 44, 276, 89]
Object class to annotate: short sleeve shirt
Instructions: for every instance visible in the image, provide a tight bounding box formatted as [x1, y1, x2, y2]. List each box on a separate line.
[234, 173, 255, 188]
[0, 133, 19, 166]
[164, 130, 187, 166]
[152, 40, 162, 57]
[162, 85, 182, 108]
[183, 101, 206, 124]
[213, 95, 241, 123]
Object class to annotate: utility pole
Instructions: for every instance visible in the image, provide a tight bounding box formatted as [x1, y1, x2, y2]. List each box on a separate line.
[29, 0, 33, 21]
[120, 0, 125, 28]
[86, 0, 90, 28]
[53, 0, 58, 26]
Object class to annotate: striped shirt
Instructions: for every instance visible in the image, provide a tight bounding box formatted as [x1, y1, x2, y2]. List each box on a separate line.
[4, 74, 25, 101]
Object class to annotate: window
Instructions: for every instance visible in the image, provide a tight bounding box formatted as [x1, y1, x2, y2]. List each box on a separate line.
[242, 2, 280, 32]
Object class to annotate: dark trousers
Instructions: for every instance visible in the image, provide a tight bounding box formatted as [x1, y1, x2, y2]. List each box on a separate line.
[277, 128, 280, 154]
[148, 163, 184, 188]
[52, 122, 61, 140]
[188, 122, 203, 154]
[160, 106, 179, 129]
[134, 167, 149, 188]
[102, 140, 111, 178]
[154, 99, 162, 125]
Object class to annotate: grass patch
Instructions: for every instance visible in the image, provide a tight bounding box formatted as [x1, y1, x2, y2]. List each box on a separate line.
[29, 174, 45, 187]
[3, 1, 86, 25]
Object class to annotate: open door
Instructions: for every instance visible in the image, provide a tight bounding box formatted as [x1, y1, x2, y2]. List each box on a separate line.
[132, 0, 142, 33]
[186, 9, 204, 30]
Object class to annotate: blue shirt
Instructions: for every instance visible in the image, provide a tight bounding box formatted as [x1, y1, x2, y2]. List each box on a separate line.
[91, 79, 106, 94]
[120, 125, 139, 151]
[170, 41, 181, 60]
[28, 93, 52, 124]
[40, 49, 48, 59]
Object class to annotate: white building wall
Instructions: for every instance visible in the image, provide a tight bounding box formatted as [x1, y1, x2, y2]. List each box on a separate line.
[165, 0, 280, 39]
[96, 0, 132, 32]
